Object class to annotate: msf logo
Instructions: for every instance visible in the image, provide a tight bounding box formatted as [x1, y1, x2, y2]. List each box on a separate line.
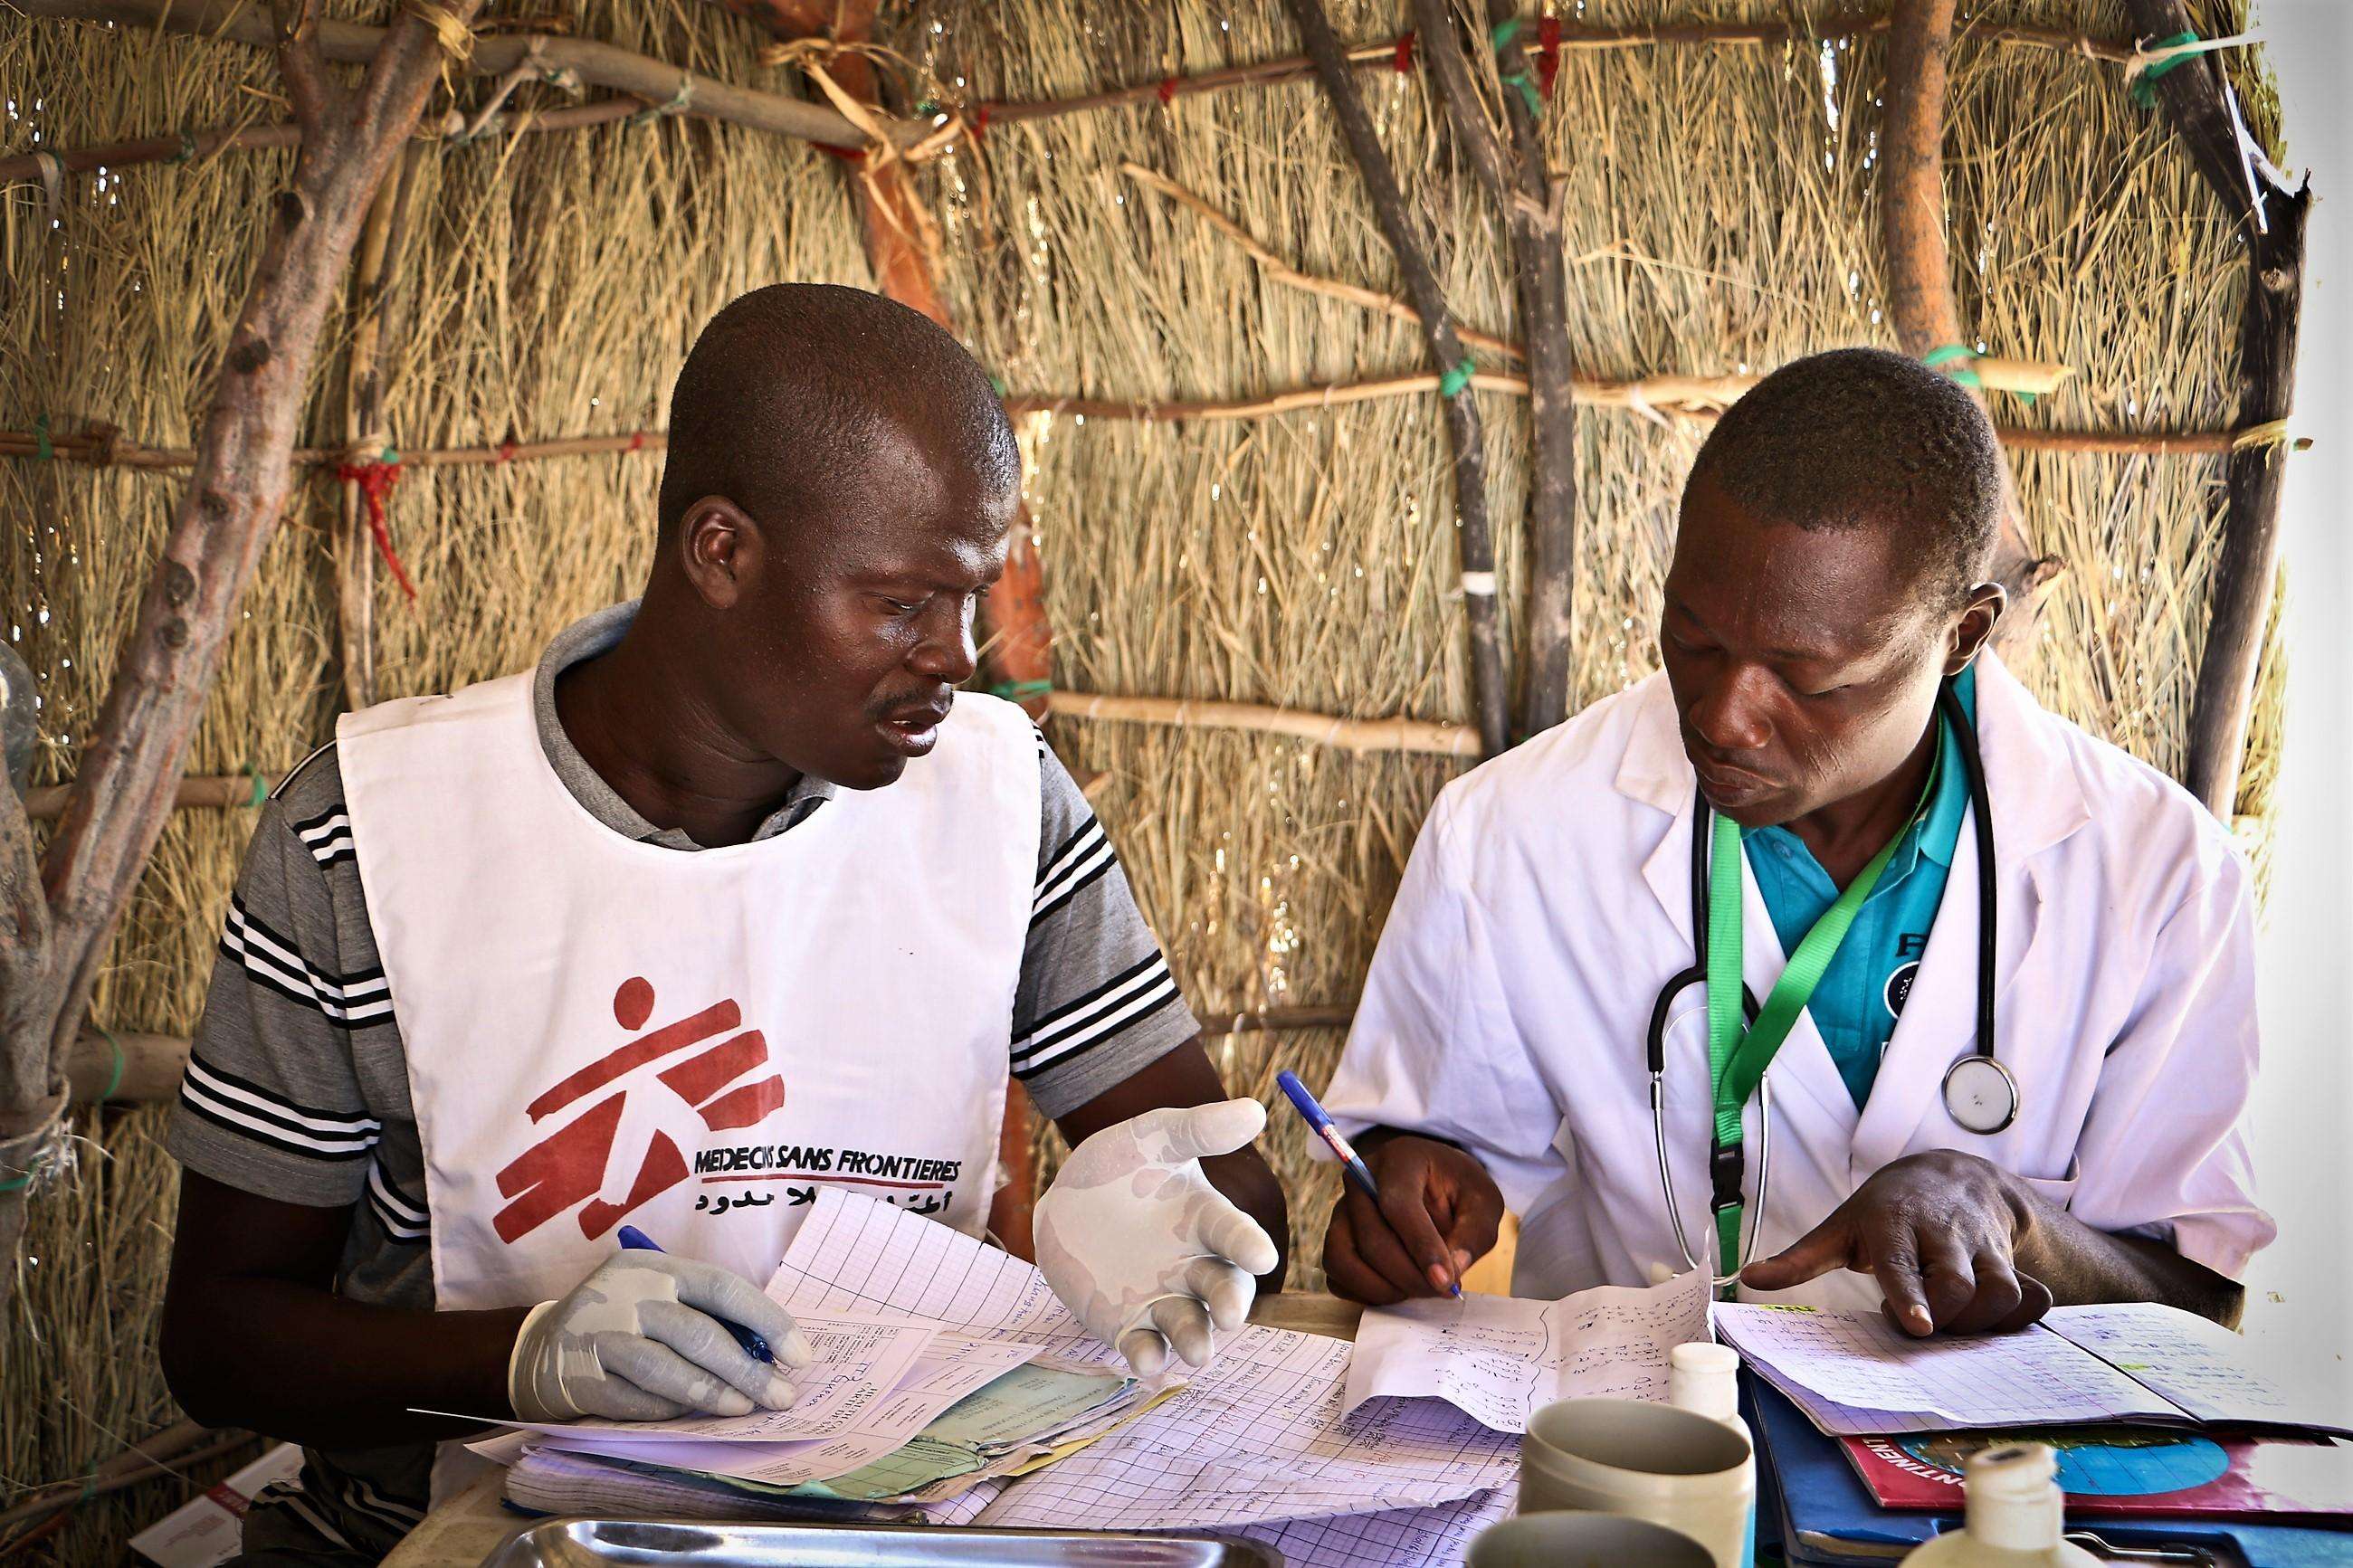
[492, 976, 786, 1244]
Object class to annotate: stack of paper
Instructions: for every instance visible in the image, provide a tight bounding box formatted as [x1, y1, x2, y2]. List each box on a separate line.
[1717, 1300, 2353, 1439]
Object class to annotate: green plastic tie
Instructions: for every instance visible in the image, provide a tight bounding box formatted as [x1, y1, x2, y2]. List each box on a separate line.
[2130, 30, 2200, 108]
[1489, 16, 1524, 50]
[245, 760, 269, 808]
[32, 414, 52, 461]
[94, 1026, 125, 1104]
[990, 679, 1053, 701]
[1923, 343, 1984, 389]
[169, 130, 198, 165]
[988, 374, 1009, 398]
[1500, 70, 1543, 117]
[1437, 357, 1477, 398]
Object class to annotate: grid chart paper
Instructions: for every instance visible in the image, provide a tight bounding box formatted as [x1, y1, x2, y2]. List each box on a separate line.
[1224, 1486, 1516, 1566]
[767, 1191, 1518, 1529]
[973, 1325, 1518, 1530]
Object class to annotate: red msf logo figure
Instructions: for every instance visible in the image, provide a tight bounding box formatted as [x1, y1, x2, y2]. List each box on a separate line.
[492, 977, 786, 1243]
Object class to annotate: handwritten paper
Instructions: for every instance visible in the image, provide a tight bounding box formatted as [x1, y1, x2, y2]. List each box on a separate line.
[2044, 1302, 2350, 1434]
[1344, 1269, 1711, 1431]
[1709, 1303, 2353, 1439]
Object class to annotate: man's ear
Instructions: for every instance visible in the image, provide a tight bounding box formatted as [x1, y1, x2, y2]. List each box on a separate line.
[675, 496, 763, 610]
[1947, 582, 2006, 675]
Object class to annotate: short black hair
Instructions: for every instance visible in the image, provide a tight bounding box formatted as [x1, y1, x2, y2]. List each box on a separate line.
[1684, 347, 2002, 605]
[659, 283, 1018, 537]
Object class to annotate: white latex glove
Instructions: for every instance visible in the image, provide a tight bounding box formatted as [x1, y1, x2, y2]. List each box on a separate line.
[508, 1251, 814, 1422]
[1033, 1098, 1281, 1376]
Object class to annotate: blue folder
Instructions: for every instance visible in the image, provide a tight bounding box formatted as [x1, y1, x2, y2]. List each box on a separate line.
[1745, 1377, 2353, 1568]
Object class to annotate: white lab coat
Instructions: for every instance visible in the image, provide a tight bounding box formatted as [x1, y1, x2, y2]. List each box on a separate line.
[1322, 656, 2272, 1310]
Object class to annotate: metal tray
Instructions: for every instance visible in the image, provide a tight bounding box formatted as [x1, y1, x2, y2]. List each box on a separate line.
[481, 1517, 1284, 1567]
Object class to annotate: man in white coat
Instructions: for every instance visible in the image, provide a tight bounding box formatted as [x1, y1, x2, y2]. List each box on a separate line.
[1319, 348, 2269, 1335]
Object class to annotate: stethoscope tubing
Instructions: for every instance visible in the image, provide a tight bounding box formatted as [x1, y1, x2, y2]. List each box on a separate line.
[1650, 679, 1998, 1276]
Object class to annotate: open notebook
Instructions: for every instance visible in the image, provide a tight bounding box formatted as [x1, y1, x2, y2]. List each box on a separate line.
[1718, 1300, 2352, 1439]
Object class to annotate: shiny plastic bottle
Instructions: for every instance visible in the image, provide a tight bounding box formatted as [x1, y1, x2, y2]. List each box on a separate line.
[1668, 1342, 1756, 1568]
[1902, 1443, 2101, 1566]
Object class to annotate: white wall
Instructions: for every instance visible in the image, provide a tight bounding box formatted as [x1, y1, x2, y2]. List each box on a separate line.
[2241, 1, 2352, 1402]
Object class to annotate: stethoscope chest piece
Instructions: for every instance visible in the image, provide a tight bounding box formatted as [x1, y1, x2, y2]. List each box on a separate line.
[1941, 1053, 2019, 1135]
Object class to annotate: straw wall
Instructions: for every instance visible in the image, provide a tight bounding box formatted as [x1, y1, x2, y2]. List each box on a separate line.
[1, 0, 2282, 1556]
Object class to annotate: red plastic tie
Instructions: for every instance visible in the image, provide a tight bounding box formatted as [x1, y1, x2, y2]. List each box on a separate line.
[971, 104, 990, 140]
[815, 141, 866, 162]
[627, 431, 647, 452]
[1157, 77, 1179, 106]
[494, 439, 519, 464]
[1394, 31, 1416, 71]
[335, 460, 417, 603]
[1537, 17, 1561, 96]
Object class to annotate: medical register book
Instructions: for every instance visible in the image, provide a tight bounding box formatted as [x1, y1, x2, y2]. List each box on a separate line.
[1715, 1299, 2352, 1441]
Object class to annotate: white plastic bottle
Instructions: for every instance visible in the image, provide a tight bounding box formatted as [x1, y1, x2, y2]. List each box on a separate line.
[1902, 1443, 2100, 1566]
[1668, 1342, 1757, 1568]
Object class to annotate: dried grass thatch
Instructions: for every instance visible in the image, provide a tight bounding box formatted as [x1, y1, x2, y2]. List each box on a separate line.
[2, 0, 2282, 1556]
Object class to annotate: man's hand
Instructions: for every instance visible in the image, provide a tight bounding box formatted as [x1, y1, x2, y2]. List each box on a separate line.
[1321, 1133, 1506, 1305]
[510, 1251, 814, 1422]
[1034, 1098, 1282, 1377]
[1739, 1150, 2054, 1335]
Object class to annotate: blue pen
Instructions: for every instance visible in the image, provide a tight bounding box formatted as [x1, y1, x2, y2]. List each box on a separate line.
[1275, 1070, 1462, 1299]
[615, 1224, 776, 1364]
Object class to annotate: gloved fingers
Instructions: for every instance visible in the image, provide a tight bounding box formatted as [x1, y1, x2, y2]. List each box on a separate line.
[562, 1373, 695, 1424]
[1190, 1190, 1281, 1278]
[592, 1333, 757, 1417]
[1150, 1098, 1268, 1164]
[1116, 1325, 1172, 1378]
[1183, 1255, 1257, 1335]
[643, 1255, 812, 1369]
[1148, 1294, 1217, 1370]
[636, 1299, 800, 1409]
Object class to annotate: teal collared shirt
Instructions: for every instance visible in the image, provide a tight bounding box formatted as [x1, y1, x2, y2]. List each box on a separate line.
[1742, 668, 1978, 1110]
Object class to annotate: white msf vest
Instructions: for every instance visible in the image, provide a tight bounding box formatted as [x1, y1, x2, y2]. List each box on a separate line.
[338, 674, 1039, 1314]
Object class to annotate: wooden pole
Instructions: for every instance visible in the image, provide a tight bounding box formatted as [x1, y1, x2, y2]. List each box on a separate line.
[2121, 0, 2309, 817]
[21, 0, 885, 152]
[334, 147, 418, 710]
[1881, 0, 2056, 655]
[1283, 0, 1510, 759]
[705, 0, 1056, 1259]
[0, 0, 485, 1313]
[1409, 0, 1579, 739]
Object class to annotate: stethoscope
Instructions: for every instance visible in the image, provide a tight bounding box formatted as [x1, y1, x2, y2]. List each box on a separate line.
[1648, 679, 2017, 1278]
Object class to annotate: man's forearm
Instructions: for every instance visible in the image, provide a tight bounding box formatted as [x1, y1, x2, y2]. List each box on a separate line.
[163, 1279, 529, 1448]
[2008, 1181, 2244, 1326]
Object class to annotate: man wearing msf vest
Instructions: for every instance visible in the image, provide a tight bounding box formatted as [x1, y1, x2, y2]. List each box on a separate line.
[157, 284, 1289, 1563]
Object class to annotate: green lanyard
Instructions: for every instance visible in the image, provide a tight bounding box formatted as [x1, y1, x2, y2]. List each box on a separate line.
[1703, 752, 1939, 1278]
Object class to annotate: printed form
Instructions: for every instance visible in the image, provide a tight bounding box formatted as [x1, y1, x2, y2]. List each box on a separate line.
[1343, 1268, 1712, 1431]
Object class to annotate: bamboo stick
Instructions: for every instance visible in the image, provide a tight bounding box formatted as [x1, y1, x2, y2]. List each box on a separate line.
[1285, 0, 1510, 757]
[1119, 164, 1521, 361]
[972, 14, 2136, 128]
[0, 100, 640, 185]
[18, 0, 887, 152]
[334, 148, 418, 711]
[22, 773, 274, 822]
[1202, 1005, 1357, 1036]
[0, 1419, 253, 1535]
[2124, 0, 2310, 817]
[1046, 691, 1481, 757]
[0, 397, 2282, 472]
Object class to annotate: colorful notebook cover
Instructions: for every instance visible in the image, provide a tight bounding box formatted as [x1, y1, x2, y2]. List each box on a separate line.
[1839, 1425, 2353, 1522]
